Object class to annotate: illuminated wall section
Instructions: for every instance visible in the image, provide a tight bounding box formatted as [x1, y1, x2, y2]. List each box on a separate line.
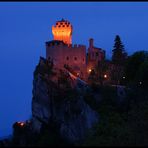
[52, 19, 73, 45]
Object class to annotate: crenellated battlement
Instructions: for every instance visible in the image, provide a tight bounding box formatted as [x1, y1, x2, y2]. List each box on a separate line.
[46, 40, 86, 49]
[46, 40, 67, 47]
[46, 42, 86, 50]
[72, 44, 86, 48]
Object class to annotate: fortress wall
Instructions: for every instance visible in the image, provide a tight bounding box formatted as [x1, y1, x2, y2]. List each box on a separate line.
[46, 44, 86, 69]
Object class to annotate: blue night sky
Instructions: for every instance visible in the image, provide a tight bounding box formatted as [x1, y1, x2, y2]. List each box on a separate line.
[0, 2, 148, 137]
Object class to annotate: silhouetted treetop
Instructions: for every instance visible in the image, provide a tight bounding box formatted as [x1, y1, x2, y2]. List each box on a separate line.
[112, 35, 127, 65]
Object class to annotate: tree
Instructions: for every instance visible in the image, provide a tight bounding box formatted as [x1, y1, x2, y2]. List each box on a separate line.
[112, 35, 127, 66]
[125, 51, 148, 88]
[111, 35, 127, 85]
[138, 60, 148, 89]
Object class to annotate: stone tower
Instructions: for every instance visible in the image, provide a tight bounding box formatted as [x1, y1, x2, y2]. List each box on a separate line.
[52, 18, 73, 45]
[87, 38, 105, 73]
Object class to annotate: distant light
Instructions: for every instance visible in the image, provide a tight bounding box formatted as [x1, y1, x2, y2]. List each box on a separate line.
[104, 74, 107, 78]
[20, 123, 24, 126]
[123, 76, 125, 79]
[89, 69, 92, 72]
[139, 81, 142, 85]
[17, 122, 25, 127]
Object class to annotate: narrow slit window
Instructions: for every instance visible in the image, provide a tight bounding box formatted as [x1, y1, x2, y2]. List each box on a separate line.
[66, 57, 69, 60]
[74, 57, 77, 61]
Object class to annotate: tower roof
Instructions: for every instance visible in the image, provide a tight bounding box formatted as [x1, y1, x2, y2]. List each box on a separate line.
[55, 18, 71, 25]
[60, 18, 66, 22]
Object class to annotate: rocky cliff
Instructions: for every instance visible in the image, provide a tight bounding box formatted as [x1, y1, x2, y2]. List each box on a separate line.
[31, 57, 99, 144]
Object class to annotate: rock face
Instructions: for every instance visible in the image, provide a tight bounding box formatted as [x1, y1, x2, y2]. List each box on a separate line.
[31, 57, 99, 144]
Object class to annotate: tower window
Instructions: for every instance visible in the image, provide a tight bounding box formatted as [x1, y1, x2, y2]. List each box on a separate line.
[56, 22, 58, 25]
[60, 22, 63, 25]
[58, 25, 61, 27]
[96, 52, 99, 56]
[66, 56, 69, 60]
[63, 25, 65, 27]
[74, 57, 77, 61]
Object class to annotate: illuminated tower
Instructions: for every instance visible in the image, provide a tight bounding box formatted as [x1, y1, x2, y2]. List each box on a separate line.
[52, 18, 73, 45]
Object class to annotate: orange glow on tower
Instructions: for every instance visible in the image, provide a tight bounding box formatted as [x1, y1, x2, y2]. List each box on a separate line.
[52, 18, 73, 45]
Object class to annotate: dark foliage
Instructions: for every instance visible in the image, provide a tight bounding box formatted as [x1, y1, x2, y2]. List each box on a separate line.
[112, 35, 127, 66]
[82, 85, 148, 146]
[111, 35, 127, 85]
[125, 51, 148, 89]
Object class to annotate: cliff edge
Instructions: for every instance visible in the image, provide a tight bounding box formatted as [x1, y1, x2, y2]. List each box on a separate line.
[31, 57, 99, 144]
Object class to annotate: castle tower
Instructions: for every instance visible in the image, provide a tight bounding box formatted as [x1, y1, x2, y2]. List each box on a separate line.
[52, 18, 73, 45]
[87, 38, 105, 73]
